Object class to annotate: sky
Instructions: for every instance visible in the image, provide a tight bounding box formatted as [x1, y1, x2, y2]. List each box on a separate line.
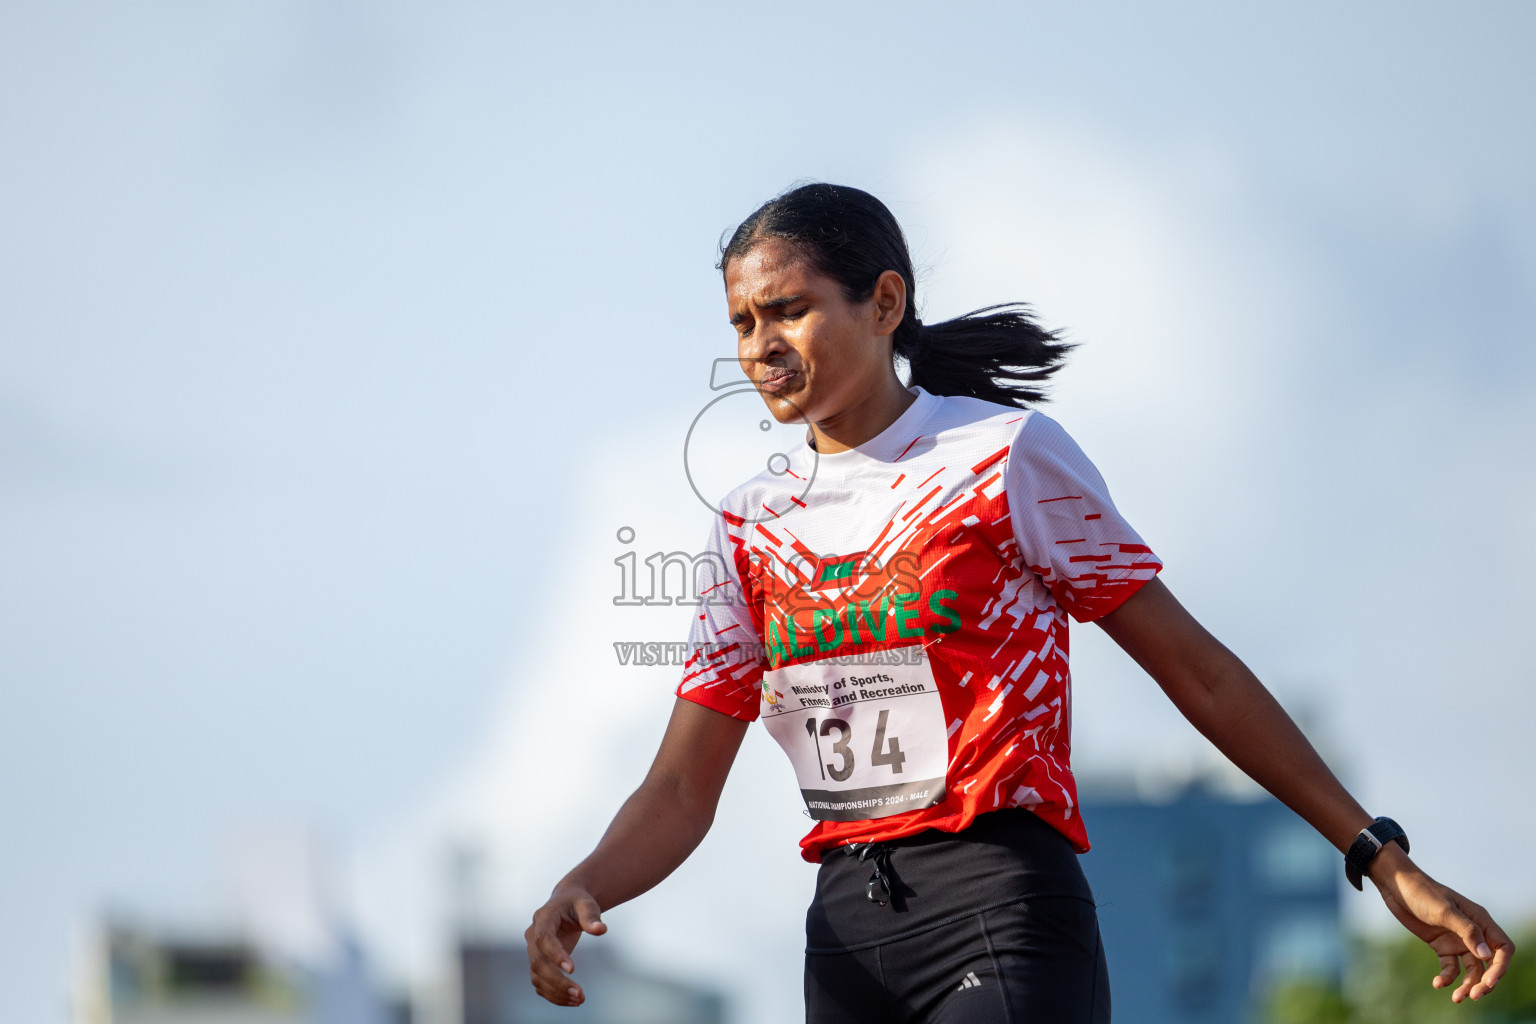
[2, 2, 1534, 1021]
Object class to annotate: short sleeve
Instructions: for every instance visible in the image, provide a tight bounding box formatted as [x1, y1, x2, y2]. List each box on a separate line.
[1005, 412, 1163, 622]
[674, 511, 767, 720]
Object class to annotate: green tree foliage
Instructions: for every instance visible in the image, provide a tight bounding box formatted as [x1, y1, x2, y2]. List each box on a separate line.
[1266, 927, 1533, 1024]
[1267, 979, 1351, 1024]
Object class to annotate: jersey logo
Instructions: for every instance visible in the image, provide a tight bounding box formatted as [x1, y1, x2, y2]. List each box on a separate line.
[956, 971, 983, 991]
[808, 553, 864, 593]
[817, 558, 858, 584]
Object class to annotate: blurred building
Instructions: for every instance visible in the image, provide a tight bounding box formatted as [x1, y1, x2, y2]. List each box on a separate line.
[71, 826, 418, 1024]
[455, 938, 726, 1024]
[1079, 776, 1342, 1024]
[441, 842, 728, 1024]
[76, 920, 408, 1024]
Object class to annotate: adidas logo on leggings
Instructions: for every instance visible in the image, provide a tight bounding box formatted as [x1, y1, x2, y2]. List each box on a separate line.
[955, 971, 983, 992]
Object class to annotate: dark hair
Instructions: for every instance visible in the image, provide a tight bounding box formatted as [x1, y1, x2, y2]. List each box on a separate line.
[718, 182, 1074, 408]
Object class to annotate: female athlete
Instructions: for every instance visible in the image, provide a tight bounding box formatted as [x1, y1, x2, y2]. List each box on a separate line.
[525, 183, 1515, 1022]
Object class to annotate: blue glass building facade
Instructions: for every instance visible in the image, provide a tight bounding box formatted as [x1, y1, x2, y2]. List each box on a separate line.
[1079, 780, 1343, 1023]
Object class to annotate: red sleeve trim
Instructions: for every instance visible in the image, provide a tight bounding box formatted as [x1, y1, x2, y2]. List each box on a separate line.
[1059, 561, 1163, 623]
[675, 678, 761, 722]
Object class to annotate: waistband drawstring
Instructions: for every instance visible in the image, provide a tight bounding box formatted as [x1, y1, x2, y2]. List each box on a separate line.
[848, 842, 898, 907]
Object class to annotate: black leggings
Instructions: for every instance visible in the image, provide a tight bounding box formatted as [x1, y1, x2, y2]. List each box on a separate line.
[804, 809, 1110, 1024]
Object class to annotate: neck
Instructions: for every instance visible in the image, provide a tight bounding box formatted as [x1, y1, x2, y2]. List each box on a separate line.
[809, 375, 917, 454]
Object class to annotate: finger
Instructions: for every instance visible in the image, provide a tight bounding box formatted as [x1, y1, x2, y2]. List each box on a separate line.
[1475, 930, 1516, 996]
[1432, 953, 1460, 990]
[1439, 902, 1491, 963]
[530, 970, 584, 1007]
[537, 930, 577, 974]
[574, 895, 608, 935]
[525, 918, 575, 976]
[528, 949, 584, 1007]
[528, 946, 573, 993]
[1452, 955, 1484, 1004]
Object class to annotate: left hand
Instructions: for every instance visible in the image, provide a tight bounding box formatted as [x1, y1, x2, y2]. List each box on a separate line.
[1370, 844, 1516, 1003]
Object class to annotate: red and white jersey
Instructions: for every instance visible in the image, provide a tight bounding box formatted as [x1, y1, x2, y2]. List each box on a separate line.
[676, 386, 1161, 862]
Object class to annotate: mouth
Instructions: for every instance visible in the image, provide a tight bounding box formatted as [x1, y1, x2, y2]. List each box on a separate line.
[757, 366, 799, 394]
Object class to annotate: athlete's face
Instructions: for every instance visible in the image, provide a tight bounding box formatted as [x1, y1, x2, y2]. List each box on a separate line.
[724, 238, 905, 427]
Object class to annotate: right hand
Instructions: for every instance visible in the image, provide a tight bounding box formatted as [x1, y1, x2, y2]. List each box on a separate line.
[1369, 846, 1515, 1002]
[525, 887, 608, 1007]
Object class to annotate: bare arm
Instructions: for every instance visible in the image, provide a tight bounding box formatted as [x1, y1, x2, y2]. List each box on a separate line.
[1097, 576, 1514, 1003]
[524, 697, 749, 1008]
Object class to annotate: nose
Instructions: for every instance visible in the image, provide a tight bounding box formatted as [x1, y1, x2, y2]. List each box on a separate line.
[741, 319, 789, 375]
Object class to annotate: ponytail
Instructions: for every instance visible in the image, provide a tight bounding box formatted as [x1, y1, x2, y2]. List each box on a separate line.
[720, 183, 1074, 410]
[894, 303, 1073, 408]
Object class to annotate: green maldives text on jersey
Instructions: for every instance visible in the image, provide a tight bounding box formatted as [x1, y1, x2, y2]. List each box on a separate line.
[764, 588, 962, 667]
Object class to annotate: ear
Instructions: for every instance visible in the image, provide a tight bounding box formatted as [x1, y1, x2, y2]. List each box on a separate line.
[869, 270, 907, 338]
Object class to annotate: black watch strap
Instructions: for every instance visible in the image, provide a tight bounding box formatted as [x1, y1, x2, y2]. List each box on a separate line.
[1345, 816, 1409, 890]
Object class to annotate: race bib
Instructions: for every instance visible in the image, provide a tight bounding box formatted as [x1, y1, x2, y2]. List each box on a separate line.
[760, 651, 948, 822]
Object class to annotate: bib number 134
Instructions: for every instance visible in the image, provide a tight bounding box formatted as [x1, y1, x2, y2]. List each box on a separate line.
[760, 652, 948, 822]
[804, 710, 906, 781]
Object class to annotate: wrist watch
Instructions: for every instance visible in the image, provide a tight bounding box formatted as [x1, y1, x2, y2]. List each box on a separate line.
[1345, 816, 1409, 891]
